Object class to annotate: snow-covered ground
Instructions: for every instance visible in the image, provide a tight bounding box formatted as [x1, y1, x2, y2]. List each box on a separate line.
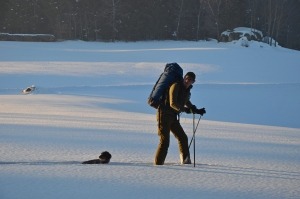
[0, 40, 299, 199]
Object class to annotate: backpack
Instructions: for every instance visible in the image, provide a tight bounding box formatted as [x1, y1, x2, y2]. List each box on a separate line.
[148, 63, 183, 109]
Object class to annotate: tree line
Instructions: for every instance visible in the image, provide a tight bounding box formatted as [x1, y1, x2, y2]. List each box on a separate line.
[0, 0, 299, 50]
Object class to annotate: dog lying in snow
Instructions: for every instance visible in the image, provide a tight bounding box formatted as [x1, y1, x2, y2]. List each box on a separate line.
[82, 151, 112, 164]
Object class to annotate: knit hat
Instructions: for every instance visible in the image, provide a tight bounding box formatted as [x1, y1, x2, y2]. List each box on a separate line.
[185, 72, 196, 81]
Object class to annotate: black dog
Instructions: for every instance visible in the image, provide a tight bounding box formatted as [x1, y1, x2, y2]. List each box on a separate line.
[82, 151, 112, 164]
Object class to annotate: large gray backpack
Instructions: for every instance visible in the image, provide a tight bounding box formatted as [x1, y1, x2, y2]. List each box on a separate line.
[148, 63, 183, 109]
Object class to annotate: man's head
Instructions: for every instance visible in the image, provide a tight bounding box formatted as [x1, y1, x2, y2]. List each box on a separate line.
[183, 72, 196, 88]
[184, 72, 196, 82]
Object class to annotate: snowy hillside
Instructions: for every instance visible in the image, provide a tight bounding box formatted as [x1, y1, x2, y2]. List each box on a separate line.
[0, 40, 299, 199]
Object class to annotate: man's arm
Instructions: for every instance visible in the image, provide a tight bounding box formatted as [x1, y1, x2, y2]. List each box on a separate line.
[169, 83, 181, 112]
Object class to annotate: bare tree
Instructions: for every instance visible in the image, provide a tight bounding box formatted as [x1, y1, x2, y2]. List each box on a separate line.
[262, 0, 288, 46]
[111, 0, 121, 41]
[196, 0, 205, 40]
[205, 0, 222, 39]
[175, 0, 184, 40]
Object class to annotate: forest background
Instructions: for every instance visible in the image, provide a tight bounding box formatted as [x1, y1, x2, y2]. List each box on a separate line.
[0, 0, 300, 50]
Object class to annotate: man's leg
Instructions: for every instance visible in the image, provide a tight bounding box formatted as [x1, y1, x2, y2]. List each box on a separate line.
[154, 111, 171, 165]
[154, 128, 170, 165]
[171, 121, 190, 164]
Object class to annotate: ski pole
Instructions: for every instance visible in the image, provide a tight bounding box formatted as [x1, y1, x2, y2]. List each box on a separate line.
[188, 114, 202, 149]
[193, 114, 195, 167]
[189, 114, 201, 167]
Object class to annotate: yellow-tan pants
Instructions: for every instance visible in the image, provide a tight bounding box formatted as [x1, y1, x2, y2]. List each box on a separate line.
[154, 109, 190, 165]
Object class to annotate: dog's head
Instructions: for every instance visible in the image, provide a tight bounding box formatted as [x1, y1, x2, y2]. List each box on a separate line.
[99, 151, 112, 164]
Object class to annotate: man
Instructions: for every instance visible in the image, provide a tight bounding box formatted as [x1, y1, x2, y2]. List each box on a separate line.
[154, 72, 206, 165]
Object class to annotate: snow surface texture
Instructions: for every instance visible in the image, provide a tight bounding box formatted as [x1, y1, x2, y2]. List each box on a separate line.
[0, 40, 300, 199]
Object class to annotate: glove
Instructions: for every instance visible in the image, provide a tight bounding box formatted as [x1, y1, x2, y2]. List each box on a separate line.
[183, 107, 192, 114]
[190, 105, 197, 113]
[183, 105, 197, 114]
[195, 108, 206, 116]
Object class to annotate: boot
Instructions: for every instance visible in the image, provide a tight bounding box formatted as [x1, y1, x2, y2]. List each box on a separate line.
[182, 156, 191, 164]
[180, 153, 191, 164]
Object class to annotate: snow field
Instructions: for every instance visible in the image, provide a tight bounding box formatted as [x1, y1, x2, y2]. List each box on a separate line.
[1, 40, 300, 199]
[1, 94, 299, 199]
